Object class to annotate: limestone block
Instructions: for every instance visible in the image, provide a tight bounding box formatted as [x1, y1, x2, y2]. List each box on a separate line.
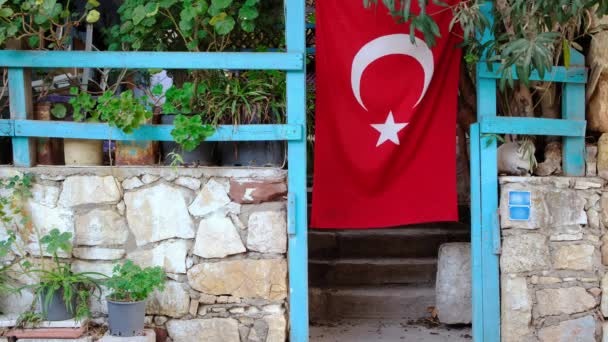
[188, 179, 231, 217]
[553, 244, 596, 271]
[246, 211, 287, 254]
[128, 239, 190, 274]
[501, 276, 531, 342]
[550, 225, 583, 241]
[601, 273, 608, 317]
[501, 233, 550, 273]
[588, 209, 600, 229]
[538, 316, 596, 342]
[141, 174, 159, 184]
[27, 202, 73, 257]
[545, 189, 587, 226]
[499, 183, 545, 229]
[435, 243, 471, 324]
[146, 281, 190, 318]
[587, 145, 598, 177]
[124, 183, 195, 246]
[228, 179, 287, 204]
[166, 318, 240, 342]
[175, 177, 201, 191]
[599, 134, 608, 178]
[98, 329, 155, 342]
[536, 287, 596, 316]
[187, 259, 287, 300]
[71, 260, 115, 277]
[193, 214, 245, 258]
[75, 209, 129, 246]
[58, 176, 121, 207]
[0, 288, 35, 315]
[30, 183, 60, 207]
[122, 177, 144, 190]
[73, 247, 125, 260]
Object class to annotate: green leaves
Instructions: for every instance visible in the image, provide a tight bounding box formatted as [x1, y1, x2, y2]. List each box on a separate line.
[211, 12, 235, 35]
[106, 260, 165, 302]
[171, 114, 216, 152]
[50, 104, 67, 119]
[40, 229, 72, 256]
[86, 9, 100, 24]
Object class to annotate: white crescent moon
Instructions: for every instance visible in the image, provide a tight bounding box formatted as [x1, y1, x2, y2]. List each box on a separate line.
[351, 34, 434, 111]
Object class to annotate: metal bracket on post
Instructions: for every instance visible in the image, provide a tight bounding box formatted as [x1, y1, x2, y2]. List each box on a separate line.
[287, 192, 296, 237]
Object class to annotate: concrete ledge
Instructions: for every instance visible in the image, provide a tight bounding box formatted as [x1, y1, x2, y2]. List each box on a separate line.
[0, 166, 286, 180]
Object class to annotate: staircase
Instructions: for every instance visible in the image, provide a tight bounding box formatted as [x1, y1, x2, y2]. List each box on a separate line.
[308, 222, 470, 321]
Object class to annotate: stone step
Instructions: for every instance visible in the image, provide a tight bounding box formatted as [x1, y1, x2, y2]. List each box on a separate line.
[309, 226, 470, 259]
[310, 286, 435, 321]
[309, 257, 437, 286]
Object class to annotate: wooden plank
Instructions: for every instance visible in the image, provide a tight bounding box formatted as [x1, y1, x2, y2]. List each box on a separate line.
[480, 117, 586, 137]
[5, 120, 302, 141]
[562, 49, 586, 176]
[8, 68, 34, 167]
[469, 123, 484, 342]
[478, 63, 587, 84]
[0, 51, 304, 70]
[477, 74, 501, 342]
[286, 0, 309, 340]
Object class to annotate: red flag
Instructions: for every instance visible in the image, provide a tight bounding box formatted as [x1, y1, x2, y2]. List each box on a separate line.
[311, 1, 462, 228]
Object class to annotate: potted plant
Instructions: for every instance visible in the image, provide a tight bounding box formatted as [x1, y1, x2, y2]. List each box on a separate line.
[26, 229, 105, 321]
[106, 0, 288, 165]
[105, 260, 165, 337]
[51, 87, 153, 165]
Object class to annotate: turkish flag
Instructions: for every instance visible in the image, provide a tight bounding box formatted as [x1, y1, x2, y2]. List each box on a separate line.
[311, 0, 462, 228]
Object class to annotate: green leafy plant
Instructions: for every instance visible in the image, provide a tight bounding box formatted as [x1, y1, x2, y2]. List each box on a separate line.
[105, 260, 165, 302]
[0, 0, 101, 49]
[107, 0, 266, 52]
[364, 0, 608, 88]
[170, 114, 215, 152]
[51, 87, 153, 134]
[26, 229, 106, 321]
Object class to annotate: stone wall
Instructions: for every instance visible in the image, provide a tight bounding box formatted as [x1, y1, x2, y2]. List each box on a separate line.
[0, 167, 288, 342]
[499, 176, 606, 342]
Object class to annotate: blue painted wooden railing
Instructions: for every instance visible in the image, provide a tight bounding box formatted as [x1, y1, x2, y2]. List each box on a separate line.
[0, 1, 309, 341]
[471, 6, 587, 342]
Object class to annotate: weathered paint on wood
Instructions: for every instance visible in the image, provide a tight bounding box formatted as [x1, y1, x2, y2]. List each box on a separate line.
[477, 63, 587, 84]
[0, 51, 304, 70]
[286, 0, 309, 340]
[8, 68, 34, 167]
[1, 120, 302, 142]
[562, 49, 586, 176]
[480, 117, 586, 137]
[469, 123, 484, 342]
[476, 73, 501, 342]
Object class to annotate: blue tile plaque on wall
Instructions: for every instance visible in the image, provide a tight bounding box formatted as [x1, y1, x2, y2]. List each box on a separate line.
[508, 191, 531, 221]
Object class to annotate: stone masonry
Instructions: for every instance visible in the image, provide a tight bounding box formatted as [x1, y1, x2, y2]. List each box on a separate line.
[0, 167, 288, 342]
[500, 176, 606, 342]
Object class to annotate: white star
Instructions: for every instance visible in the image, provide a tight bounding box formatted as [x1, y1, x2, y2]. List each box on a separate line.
[370, 112, 408, 147]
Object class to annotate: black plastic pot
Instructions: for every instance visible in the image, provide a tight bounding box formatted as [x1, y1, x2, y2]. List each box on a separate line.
[160, 114, 217, 166]
[218, 141, 285, 167]
[107, 299, 146, 337]
[40, 288, 77, 321]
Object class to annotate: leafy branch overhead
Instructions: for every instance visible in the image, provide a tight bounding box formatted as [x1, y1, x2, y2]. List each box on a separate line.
[364, 0, 608, 87]
[108, 0, 263, 52]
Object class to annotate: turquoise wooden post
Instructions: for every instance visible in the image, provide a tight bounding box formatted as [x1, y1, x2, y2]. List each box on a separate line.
[475, 71, 501, 342]
[562, 50, 586, 176]
[469, 123, 483, 341]
[8, 68, 34, 167]
[285, 0, 309, 340]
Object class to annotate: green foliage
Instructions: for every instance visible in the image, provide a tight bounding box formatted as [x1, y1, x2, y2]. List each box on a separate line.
[364, 0, 608, 88]
[105, 260, 165, 302]
[27, 229, 106, 321]
[107, 0, 264, 52]
[0, 0, 100, 48]
[170, 114, 215, 152]
[51, 88, 152, 134]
